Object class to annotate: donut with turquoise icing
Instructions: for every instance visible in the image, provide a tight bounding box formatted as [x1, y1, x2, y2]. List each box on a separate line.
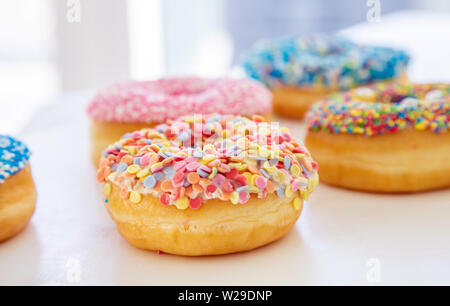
[87, 77, 273, 165]
[0, 135, 36, 242]
[97, 114, 319, 255]
[242, 35, 410, 119]
[305, 83, 450, 192]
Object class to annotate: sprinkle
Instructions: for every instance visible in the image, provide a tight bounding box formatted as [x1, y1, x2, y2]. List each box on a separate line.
[116, 163, 128, 173]
[236, 185, 249, 192]
[283, 157, 291, 170]
[161, 180, 174, 192]
[277, 187, 285, 198]
[144, 175, 157, 188]
[231, 191, 239, 204]
[285, 185, 293, 198]
[160, 193, 170, 206]
[206, 184, 217, 194]
[290, 164, 301, 176]
[104, 183, 112, 196]
[130, 191, 142, 204]
[292, 197, 302, 211]
[239, 191, 250, 204]
[189, 197, 202, 209]
[175, 197, 189, 210]
[254, 176, 267, 190]
[187, 172, 200, 184]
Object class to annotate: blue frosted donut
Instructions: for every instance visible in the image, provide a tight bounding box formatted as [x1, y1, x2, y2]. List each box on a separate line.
[242, 35, 410, 90]
[0, 135, 31, 184]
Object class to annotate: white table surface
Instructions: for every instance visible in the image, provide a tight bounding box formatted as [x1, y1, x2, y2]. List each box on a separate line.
[1, 10, 450, 286]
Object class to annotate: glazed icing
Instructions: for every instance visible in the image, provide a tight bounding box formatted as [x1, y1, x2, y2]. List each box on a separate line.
[87, 77, 273, 123]
[242, 35, 410, 90]
[0, 135, 31, 184]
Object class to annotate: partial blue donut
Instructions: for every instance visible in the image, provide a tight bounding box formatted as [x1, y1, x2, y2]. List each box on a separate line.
[241, 35, 410, 90]
[0, 135, 31, 184]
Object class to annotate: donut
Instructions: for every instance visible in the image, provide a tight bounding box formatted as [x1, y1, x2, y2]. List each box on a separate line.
[97, 114, 319, 255]
[305, 83, 450, 192]
[0, 135, 36, 242]
[87, 77, 273, 165]
[242, 35, 410, 119]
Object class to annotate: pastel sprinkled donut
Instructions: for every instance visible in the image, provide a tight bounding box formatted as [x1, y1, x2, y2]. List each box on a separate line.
[97, 114, 319, 255]
[305, 83, 450, 192]
[0, 135, 36, 242]
[87, 77, 273, 164]
[242, 35, 410, 119]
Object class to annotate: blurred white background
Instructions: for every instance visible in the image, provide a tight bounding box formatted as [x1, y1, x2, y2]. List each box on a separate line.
[0, 0, 449, 133]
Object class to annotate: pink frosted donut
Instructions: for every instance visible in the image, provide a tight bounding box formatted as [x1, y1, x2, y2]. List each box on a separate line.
[87, 77, 273, 123]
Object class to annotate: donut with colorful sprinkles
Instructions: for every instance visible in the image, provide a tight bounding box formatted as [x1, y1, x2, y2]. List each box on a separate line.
[97, 114, 319, 255]
[242, 35, 409, 119]
[87, 77, 273, 165]
[305, 83, 450, 192]
[0, 135, 36, 242]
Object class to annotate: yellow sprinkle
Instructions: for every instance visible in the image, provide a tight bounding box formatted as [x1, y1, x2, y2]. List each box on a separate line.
[175, 197, 189, 210]
[228, 162, 241, 169]
[203, 154, 216, 163]
[294, 153, 306, 159]
[237, 164, 248, 171]
[290, 164, 301, 176]
[292, 197, 302, 211]
[124, 146, 137, 155]
[127, 165, 141, 174]
[249, 186, 260, 194]
[150, 144, 161, 152]
[276, 170, 287, 183]
[104, 183, 112, 196]
[151, 162, 163, 171]
[285, 185, 293, 198]
[130, 191, 142, 204]
[243, 172, 252, 183]
[107, 172, 117, 181]
[137, 169, 150, 179]
[300, 190, 309, 201]
[231, 191, 239, 204]
[251, 174, 259, 186]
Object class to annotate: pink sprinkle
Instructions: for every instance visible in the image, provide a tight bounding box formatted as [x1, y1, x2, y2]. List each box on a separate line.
[160, 193, 170, 206]
[234, 174, 247, 186]
[185, 156, 198, 163]
[212, 174, 226, 186]
[255, 176, 267, 189]
[223, 180, 234, 193]
[186, 162, 200, 172]
[225, 168, 239, 179]
[140, 154, 150, 166]
[239, 191, 250, 204]
[174, 160, 187, 171]
[189, 197, 202, 209]
[131, 131, 142, 139]
[282, 132, 291, 141]
[206, 184, 217, 194]
[291, 180, 300, 192]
